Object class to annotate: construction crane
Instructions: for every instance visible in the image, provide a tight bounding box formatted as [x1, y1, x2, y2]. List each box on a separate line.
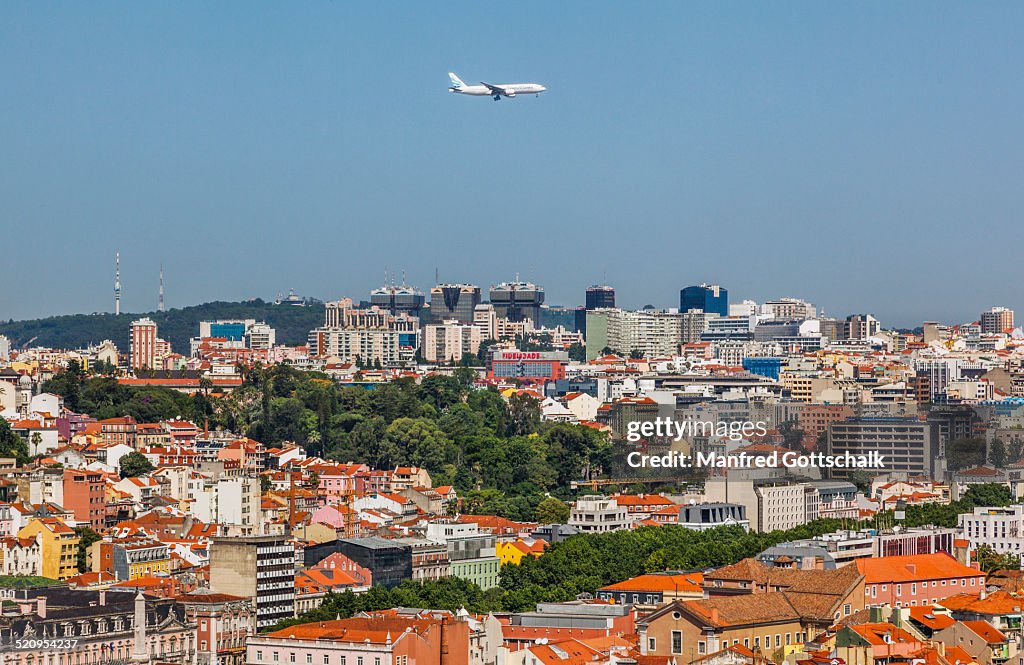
[570, 476, 696, 490]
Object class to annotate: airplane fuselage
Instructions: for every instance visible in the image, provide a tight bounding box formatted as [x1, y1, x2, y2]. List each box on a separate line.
[450, 83, 546, 98]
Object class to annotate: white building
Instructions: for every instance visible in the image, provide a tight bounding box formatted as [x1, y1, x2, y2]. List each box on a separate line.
[705, 477, 817, 533]
[568, 496, 632, 533]
[423, 320, 483, 363]
[959, 505, 1024, 554]
[562, 392, 600, 422]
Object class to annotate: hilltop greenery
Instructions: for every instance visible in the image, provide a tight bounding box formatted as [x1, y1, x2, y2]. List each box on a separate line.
[41, 362, 612, 519]
[0, 299, 325, 356]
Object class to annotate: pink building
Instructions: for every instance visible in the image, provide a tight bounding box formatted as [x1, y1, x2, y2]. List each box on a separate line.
[856, 553, 984, 608]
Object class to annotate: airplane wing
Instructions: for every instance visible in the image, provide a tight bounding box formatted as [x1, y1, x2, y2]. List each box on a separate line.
[480, 82, 509, 95]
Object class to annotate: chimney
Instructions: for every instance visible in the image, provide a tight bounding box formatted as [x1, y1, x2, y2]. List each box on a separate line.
[710, 608, 720, 624]
[36, 596, 46, 619]
[981, 590, 988, 600]
[906, 564, 916, 575]
[439, 616, 451, 665]
[99, 590, 106, 606]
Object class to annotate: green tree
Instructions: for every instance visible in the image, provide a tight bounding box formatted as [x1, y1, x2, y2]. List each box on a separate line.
[119, 451, 155, 478]
[1010, 438, 1024, 466]
[567, 342, 586, 362]
[976, 544, 1020, 574]
[990, 438, 1008, 469]
[0, 420, 29, 464]
[74, 527, 102, 573]
[507, 393, 541, 436]
[535, 497, 570, 524]
[384, 418, 454, 474]
[946, 437, 987, 471]
[778, 420, 806, 450]
[848, 469, 874, 494]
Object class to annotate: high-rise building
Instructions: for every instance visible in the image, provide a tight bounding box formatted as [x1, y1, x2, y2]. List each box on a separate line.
[429, 284, 481, 323]
[210, 535, 296, 630]
[370, 284, 426, 318]
[844, 314, 880, 340]
[130, 317, 158, 370]
[585, 285, 615, 309]
[423, 320, 483, 363]
[680, 284, 728, 317]
[826, 417, 938, 479]
[585, 308, 708, 359]
[310, 298, 419, 365]
[489, 280, 545, 324]
[981, 306, 1014, 334]
[761, 297, 817, 320]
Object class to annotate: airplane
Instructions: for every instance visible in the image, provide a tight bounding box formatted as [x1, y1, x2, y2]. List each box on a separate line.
[448, 72, 546, 101]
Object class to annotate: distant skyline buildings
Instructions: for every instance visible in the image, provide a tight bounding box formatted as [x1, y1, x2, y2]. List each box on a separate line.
[18, 257, 1022, 334]
[489, 281, 545, 325]
[585, 285, 616, 310]
[680, 284, 728, 318]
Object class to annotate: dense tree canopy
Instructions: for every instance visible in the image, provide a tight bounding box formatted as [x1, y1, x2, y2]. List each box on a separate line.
[0, 419, 29, 464]
[119, 451, 155, 478]
[43, 363, 613, 520]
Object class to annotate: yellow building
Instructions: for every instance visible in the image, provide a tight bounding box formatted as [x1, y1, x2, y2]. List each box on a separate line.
[497, 538, 547, 566]
[90, 538, 172, 580]
[18, 517, 80, 580]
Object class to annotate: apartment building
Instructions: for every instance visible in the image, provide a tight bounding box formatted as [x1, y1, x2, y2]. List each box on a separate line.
[960, 505, 1024, 555]
[569, 495, 632, 533]
[856, 553, 984, 607]
[827, 417, 939, 479]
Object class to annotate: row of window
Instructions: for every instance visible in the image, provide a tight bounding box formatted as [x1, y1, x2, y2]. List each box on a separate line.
[650, 631, 809, 655]
[868, 577, 978, 597]
[255, 652, 406, 665]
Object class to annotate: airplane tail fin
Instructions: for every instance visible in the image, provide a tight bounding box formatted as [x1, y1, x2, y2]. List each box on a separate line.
[448, 72, 465, 89]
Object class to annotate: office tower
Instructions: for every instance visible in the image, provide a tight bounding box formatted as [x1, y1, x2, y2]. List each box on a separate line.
[827, 417, 938, 479]
[585, 285, 615, 309]
[680, 283, 728, 317]
[981, 306, 1014, 334]
[489, 280, 545, 324]
[370, 284, 425, 318]
[429, 284, 481, 323]
[210, 535, 296, 630]
[130, 317, 158, 370]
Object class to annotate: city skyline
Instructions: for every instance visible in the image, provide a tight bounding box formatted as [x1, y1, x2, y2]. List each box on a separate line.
[9, 256, 1018, 331]
[3, 3, 1023, 325]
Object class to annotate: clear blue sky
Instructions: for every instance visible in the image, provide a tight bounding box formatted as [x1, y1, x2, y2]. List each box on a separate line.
[2, 3, 1022, 327]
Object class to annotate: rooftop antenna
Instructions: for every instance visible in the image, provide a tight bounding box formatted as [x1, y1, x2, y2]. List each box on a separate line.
[114, 251, 121, 315]
[435, 267, 439, 285]
[384, 266, 388, 288]
[158, 263, 165, 312]
[401, 270, 407, 288]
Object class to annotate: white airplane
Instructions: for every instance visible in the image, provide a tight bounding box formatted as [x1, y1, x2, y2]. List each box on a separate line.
[448, 72, 546, 101]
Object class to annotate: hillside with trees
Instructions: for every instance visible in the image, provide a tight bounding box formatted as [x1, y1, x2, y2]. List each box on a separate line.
[41, 362, 613, 521]
[0, 299, 325, 355]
